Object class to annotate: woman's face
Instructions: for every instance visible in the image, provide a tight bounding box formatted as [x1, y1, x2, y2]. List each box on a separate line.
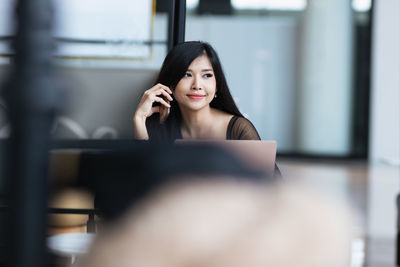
[173, 54, 217, 112]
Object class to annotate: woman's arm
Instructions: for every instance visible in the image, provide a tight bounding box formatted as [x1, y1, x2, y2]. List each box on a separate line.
[133, 115, 149, 140]
[133, 83, 173, 140]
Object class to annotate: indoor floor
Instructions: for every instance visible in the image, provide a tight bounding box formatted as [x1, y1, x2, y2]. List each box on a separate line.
[277, 158, 399, 267]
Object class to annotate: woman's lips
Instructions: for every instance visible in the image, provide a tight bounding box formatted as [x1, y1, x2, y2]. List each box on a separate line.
[187, 94, 206, 100]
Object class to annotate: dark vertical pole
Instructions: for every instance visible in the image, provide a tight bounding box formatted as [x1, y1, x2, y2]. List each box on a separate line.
[351, 5, 373, 159]
[167, 0, 186, 51]
[2, 0, 62, 266]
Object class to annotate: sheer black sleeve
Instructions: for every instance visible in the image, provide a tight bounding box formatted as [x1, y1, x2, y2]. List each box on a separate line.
[227, 116, 261, 140]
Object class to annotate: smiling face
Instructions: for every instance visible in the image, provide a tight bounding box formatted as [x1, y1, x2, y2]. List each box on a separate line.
[173, 54, 217, 113]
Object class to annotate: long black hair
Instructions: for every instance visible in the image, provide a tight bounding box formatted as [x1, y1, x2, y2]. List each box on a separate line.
[147, 41, 243, 141]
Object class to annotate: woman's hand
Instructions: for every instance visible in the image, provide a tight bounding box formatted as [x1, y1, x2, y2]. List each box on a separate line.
[133, 83, 173, 139]
[135, 83, 173, 119]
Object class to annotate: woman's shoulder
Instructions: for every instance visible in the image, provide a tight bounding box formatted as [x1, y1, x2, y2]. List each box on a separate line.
[212, 108, 233, 119]
[211, 108, 235, 127]
[227, 116, 261, 140]
[228, 116, 255, 132]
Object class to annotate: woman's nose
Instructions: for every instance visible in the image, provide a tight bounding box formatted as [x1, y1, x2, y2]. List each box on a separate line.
[192, 76, 202, 90]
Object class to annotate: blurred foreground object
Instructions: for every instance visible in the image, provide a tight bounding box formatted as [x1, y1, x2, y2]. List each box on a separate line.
[47, 232, 95, 266]
[79, 179, 354, 267]
[2, 0, 64, 265]
[48, 188, 94, 235]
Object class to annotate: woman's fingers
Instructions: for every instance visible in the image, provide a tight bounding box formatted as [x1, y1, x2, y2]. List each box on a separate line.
[155, 83, 173, 94]
[154, 96, 171, 108]
[135, 83, 172, 119]
[148, 84, 173, 101]
[160, 89, 173, 101]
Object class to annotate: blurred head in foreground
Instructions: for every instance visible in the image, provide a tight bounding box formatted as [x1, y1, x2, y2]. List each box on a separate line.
[79, 177, 353, 267]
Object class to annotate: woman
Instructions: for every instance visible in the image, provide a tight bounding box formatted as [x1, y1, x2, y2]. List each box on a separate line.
[134, 41, 261, 142]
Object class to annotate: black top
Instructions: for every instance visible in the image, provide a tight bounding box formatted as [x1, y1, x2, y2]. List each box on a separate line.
[173, 116, 261, 140]
[226, 116, 261, 140]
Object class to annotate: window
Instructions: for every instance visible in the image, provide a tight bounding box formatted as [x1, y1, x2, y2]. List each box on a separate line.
[231, 0, 371, 12]
[0, 0, 155, 59]
[231, 0, 306, 10]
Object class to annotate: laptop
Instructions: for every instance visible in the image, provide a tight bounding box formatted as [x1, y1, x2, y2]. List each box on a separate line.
[174, 140, 277, 176]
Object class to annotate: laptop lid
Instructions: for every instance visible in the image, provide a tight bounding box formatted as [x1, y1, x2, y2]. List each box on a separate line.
[175, 140, 277, 176]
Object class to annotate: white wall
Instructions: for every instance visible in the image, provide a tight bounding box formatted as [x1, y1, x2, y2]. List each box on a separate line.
[297, 0, 353, 155]
[369, 0, 400, 164]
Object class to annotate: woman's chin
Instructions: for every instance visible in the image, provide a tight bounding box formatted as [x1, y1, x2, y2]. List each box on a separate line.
[178, 100, 212, 112]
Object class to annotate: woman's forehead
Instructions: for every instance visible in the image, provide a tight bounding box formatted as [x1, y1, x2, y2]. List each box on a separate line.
[187, 54, 213, 71]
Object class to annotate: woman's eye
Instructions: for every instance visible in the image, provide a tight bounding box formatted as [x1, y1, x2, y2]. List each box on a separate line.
[184, 73, 192, 77]
[204, 73, 213, 78]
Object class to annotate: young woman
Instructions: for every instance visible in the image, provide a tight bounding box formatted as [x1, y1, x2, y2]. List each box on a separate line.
[133, 41, 260, 142]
